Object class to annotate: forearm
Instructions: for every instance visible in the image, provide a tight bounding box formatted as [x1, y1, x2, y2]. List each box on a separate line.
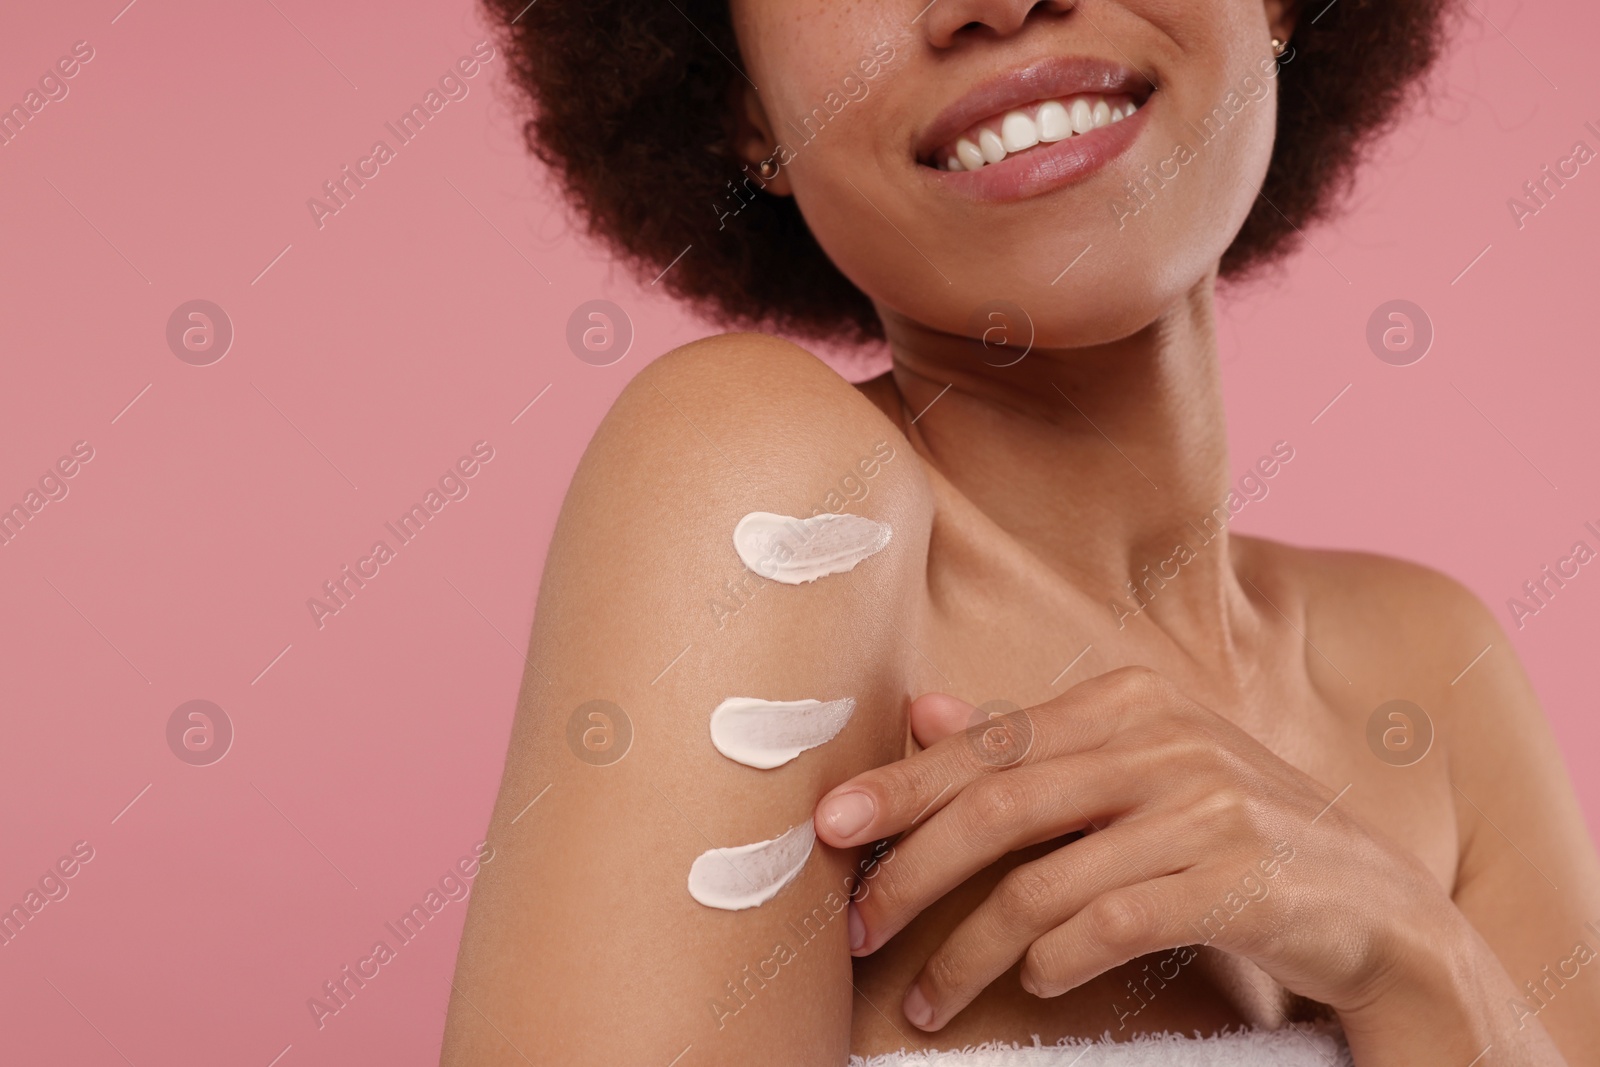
[1338, 905, 1568, 1067]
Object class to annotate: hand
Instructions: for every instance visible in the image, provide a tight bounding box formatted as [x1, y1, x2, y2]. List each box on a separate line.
[812, 666, 1454, 1032]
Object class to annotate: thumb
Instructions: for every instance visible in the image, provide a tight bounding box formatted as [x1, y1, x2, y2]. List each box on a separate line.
[909, 692, 978, 749]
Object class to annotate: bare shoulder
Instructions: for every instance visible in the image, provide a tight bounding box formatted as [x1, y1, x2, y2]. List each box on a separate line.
[537, 329, 937, 713]
[1237, 536, 1501, 712]
[556, 330, 933, 579]
[1238, 537, 1551, 780]
[599, 330, 919, 484]
[1238, 537, 1600, 911]
[541, 330, 937, 668]
[1243, 540, 1600, 1055]
[443, 333, 933, 1064]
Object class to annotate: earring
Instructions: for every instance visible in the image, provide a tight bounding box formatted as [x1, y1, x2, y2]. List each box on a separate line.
[757, 157, 780, 180]
[1271, 37, 1288, 57]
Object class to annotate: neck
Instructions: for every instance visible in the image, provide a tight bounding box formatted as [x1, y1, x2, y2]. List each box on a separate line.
[877, 277, 1254, 660]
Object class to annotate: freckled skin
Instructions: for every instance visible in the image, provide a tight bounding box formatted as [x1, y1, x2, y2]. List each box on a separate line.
[441, 3, 1600, 1065]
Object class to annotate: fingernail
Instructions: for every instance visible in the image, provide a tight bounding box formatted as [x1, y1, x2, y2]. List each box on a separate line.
[903, 983, 934, 1029]
[820, 791, 875, 839]
[847, 902, 866, 952]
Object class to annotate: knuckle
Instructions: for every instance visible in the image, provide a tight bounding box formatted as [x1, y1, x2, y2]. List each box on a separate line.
[895, 763, 937, 806]
[997, 864, 1060, 924]
[1108, 664, 1165, 702]
[968, 774, 1032, 833]
[1163, 728, 1245, 785]
[1093, 667, 1174, 730]
[857, 852, 913, 917]
[1192, 787, 1248, 831]
[878, 762, 944, 824]
[1206, 740, 1252, 776]
[1086, 889, 1154, 951]
[1166, 731, 1215, 768]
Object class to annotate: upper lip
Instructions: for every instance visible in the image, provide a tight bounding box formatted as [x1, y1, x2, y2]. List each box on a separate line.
[914, 54, 1154, 163]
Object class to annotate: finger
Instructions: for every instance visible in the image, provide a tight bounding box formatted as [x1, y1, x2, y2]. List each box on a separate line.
[909, 692, 975, 749]
[1021, 874, 1200, 999]
[852, 748, 1151, 953]
[814, 719, 1003, 848]
[816, 666, 1175, 848]
[903, 813, 1196, 1030]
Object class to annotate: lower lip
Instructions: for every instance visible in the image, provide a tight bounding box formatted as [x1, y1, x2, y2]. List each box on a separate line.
[917, 98, 1153, 203]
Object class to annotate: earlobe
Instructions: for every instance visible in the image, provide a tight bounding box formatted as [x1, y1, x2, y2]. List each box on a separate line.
[728, 82, 794, 197]
[1262, 0, 1298, 44]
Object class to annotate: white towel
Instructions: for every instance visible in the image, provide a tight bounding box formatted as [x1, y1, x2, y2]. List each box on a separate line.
[849, 1026, 1353, 1066]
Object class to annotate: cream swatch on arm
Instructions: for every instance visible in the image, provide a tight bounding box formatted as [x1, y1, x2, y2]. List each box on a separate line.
[709, 696, 857, 769]
[733, 511, 891, 584]
[687, 822, 816, 911]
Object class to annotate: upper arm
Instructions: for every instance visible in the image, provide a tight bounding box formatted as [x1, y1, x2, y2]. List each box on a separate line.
[1431, 580, 1600, 1053]
[441, 334, 933, 1065]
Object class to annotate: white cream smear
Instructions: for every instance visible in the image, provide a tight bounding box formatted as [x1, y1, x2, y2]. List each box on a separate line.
[710, 696, 857, 769]
[733, 511, 891, 584]
[687, 822, 816, 911]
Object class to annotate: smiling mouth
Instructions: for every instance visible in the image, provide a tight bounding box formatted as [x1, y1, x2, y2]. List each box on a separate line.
[922, 91, 1147, 172]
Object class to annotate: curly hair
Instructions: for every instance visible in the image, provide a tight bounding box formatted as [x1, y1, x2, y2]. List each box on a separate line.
[482, 0, 1454, 345]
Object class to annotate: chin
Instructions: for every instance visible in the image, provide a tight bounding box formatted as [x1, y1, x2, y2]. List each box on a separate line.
[861, 230, 1222, 348]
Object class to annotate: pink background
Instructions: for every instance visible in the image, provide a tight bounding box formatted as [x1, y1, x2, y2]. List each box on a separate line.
[1, 1, 1595, 1064]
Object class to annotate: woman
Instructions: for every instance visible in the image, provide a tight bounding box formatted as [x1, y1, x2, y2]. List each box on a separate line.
[442, 1, 1600, 1064]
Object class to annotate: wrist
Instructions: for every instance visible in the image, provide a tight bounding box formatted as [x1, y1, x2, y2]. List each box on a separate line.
[1335, 898, 1492, 1058]
[1328, 855, 1462, 1013]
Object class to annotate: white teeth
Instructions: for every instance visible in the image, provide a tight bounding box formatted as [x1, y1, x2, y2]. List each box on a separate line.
[1037, 100, 1072, 142]
[1000, 110, 1039, 153]
[1069, 98, 1094, 135]
[977, 128, 1007, 165]
[939, 95, 1142, 171]
[955, 137, 984, 171]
